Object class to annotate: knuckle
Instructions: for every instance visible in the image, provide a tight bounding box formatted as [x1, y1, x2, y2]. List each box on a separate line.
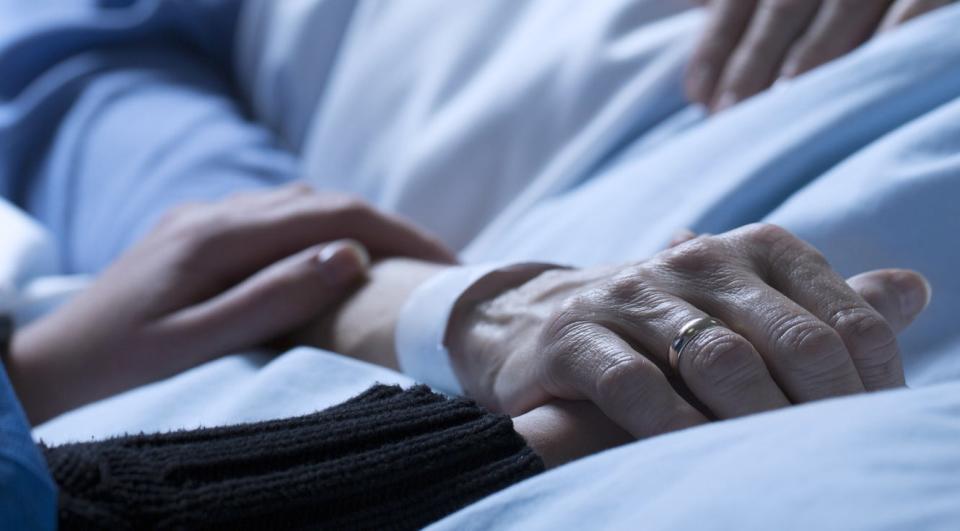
[601, 266, 657, 305]
[596, 355, 650, 407]
[597, 357, 698, 437]
[739, 222, 793, 248]
[833, 308, 899, 367]
[789, 252, 832, 281]
[543, 295, 592, 342]
[540, 311, 593, 383]
[776, 316, 849, 372]
[739, 223, 823, 273]
[659, 238, 724, 276]
[686, 331, 762, 391]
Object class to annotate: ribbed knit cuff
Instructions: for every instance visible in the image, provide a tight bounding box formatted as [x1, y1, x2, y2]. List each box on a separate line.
[43, 385, 544, 530]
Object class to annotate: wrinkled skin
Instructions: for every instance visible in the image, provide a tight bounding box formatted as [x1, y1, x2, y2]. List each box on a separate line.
[450, 224, 930, 438]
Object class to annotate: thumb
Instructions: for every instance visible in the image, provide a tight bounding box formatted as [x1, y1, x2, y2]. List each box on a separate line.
[153, 239, 369, 367]
[847, 269, 932, 334]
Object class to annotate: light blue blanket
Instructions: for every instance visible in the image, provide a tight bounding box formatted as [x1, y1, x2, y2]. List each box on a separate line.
[1, 1, 959, 529]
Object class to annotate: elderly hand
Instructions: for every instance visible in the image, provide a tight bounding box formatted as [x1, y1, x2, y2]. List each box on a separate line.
[449, 224, 931, 438]
[8, 184, 454, 423]
[686, 0, 956, 112]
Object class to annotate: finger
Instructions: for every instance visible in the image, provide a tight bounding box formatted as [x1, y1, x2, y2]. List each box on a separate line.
[711, 0, 822, 111]
[199, 185, 455, 276]
[779, 0, 890, 79]
[880, 0, 955, 31]
[672, 315, 792, 417]
[684, 274, 867, 402]
[668, 229, 699, 248]
[543, 323, 707, 438]
[686, 0, 758, 106]
[742, 225, 904, 391]
[152, 239, 369, 369]
[659, 227, 865, 402]
[225, 185, 457, 265]
[589, 278, 791, 417]
[847, 269, 932, 334]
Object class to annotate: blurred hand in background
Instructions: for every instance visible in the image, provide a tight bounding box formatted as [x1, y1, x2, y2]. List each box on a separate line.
[686, 0, 956, 112]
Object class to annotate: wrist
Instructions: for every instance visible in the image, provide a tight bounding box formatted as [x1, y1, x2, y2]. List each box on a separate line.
[4, 309, 121, 425]
[5, 320, 66, 425]
[323, 258, 449, 369]
[445, 264, 564, 398]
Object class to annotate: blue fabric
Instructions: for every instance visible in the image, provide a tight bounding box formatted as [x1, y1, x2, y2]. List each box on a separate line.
[0, 360, 56, 530]
[0, 1, 264, 526]
[0, 0, 296, 274]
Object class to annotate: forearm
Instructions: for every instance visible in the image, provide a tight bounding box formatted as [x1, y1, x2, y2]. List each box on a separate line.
[43, 385, 544, 530]
[6, 308, 146, 426]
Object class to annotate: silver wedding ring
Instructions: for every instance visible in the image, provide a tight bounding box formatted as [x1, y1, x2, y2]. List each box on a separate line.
[669, 317, 726, 372]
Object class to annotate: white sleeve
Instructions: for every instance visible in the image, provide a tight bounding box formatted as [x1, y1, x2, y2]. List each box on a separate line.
[394, 262, 561, 395]
[0, 199, 88, 324]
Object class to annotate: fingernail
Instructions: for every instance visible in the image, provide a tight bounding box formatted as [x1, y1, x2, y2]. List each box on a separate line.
[899, 274, 933, 318]
[316, 240, 370, 286]
[713, 91, 739, 113]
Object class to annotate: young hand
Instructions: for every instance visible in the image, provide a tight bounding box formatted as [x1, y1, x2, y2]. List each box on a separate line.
[7, 184, 453, 424]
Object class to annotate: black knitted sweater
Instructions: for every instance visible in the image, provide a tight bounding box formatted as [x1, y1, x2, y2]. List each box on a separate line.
[41, 384, 545, 530]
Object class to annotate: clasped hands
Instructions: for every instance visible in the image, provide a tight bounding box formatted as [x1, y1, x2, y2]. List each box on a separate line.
[446, 224, 929, 464]
[8, 186, 930, 469]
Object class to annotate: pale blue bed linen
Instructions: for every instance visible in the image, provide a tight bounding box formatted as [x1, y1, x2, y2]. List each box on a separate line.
[1, 1, 959, 530]
[0, 0, 294, 275]
[435, 380, 960, 531]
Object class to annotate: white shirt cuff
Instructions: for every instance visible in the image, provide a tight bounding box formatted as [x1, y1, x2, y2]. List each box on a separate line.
[395, 262, 559, 395]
